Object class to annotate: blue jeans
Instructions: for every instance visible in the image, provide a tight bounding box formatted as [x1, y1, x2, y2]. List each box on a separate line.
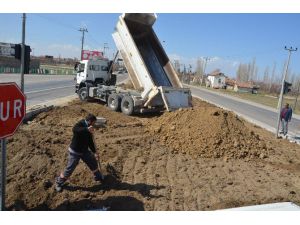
[56, 150, 101, 186]
[281, 119, 289, 135]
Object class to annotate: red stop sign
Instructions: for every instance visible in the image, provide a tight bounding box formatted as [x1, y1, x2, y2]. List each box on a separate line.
[0, 83, 26, 139]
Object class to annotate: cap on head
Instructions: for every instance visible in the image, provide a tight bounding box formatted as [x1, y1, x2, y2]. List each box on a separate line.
[86, 113, 97, 123]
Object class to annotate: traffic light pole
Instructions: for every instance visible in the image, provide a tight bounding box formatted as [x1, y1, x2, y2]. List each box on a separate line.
[20, 13, 26, 93]
[275, 46, 297, 138]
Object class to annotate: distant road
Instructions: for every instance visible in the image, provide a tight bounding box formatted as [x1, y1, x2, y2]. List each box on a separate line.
[187, 84, 300, 137]
[0, 73, 129, 106]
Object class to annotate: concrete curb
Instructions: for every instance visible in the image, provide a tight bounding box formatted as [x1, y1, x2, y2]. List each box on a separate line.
[186, 84, 300, 120]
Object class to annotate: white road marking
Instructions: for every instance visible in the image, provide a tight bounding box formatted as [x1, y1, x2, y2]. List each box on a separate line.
[25, 85, 74, 94]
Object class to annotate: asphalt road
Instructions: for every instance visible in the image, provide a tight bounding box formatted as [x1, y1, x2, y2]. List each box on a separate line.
[187, 84, 300, 136]
[0, 73, 129, 106]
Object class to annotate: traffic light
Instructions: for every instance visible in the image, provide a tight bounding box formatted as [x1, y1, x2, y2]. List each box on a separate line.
[14, 44, 30, 74]
[283, 81, 292, 94]
[14, 44, 21, 59]
[24, 45, 31, 74]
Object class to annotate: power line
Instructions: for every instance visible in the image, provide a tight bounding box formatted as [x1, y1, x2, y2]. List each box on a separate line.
[33, 14, 103, 53]
[87, 33, 103, 47]
[33, 14, 78, 31]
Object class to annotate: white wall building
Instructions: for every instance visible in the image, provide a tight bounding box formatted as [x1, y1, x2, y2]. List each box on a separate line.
[207, 72, 226, 89]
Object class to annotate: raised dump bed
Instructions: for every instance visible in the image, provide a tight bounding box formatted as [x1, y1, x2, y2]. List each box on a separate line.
[112, 13, 191, 111]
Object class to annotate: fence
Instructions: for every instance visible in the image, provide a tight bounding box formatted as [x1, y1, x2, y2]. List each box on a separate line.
[0, 66, 75, 75]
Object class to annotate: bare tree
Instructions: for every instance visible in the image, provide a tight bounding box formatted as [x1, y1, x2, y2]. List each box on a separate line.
[290, 73, 296, 85]
[173, 60, 181, 73]
[256, 66, 270, 93]
[264, 66, 270, 80]
[248, 57, 257, 81]
[254, 66, 259, 81]
[269, 62, 277, 92]
[195, 58, 204, 84]
[236, 63, 249, 82]
[293, 75, 300, 110]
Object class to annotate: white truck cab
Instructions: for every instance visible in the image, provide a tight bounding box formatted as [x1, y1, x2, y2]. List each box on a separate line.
[75, 59, 115, 93]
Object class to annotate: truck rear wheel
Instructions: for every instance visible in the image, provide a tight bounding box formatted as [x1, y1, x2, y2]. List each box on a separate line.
[78, 87, 89, 101]
[107, 94, 121, 111]
[121, 96, 134, 115]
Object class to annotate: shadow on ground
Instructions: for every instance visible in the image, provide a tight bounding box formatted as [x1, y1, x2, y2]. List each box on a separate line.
[64, 175, 164, 199]
[54, 196, 145, 211]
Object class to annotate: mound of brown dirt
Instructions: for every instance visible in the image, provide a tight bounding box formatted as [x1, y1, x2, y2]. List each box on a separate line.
[6, 100, 145, 210]
[145, 105, 274, 159]
[5, 98, 300, 211]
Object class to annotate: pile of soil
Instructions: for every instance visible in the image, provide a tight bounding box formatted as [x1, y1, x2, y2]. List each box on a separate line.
[6, 100, 142, 210]
[146, 105, 273, 159]
[4, 98, 300, 210]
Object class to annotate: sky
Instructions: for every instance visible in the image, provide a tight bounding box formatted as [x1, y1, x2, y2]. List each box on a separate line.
[0, 13, 300, 80]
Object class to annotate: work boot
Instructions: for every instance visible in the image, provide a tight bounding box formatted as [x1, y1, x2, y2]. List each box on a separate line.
[55, 176, 66, 192]
[94, 171, 105, 182]
[55, 183, 63, 192]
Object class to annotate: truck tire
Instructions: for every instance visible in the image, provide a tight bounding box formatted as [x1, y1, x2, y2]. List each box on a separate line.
[78, 87, 89, 101]
[121, 96, 134, 115]
[107, 94, 121, 111]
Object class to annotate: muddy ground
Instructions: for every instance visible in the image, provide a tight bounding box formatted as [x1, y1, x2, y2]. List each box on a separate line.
[4, 98, 300, 210]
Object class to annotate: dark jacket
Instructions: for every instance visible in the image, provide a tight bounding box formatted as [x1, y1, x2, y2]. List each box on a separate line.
[280, 107, 292, 122]
[69, 119, 96, 154]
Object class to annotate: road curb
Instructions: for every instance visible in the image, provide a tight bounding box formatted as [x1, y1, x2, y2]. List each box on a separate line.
[24, 94, 77, 122]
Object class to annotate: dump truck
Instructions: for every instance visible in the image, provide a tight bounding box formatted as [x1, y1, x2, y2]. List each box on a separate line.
[76, 13, 192, 115]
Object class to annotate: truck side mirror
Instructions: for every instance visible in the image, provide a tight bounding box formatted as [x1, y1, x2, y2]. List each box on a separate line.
[74, 63, 79, 71]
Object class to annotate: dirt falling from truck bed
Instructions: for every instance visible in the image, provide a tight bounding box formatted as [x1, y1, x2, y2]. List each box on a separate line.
[5, 98, 300, 210]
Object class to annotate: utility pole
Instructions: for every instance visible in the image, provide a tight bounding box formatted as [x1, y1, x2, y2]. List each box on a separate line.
[202, 57, 211, 85]
[20, 13, 26, 93]
[78, 27, 88, 60]
[203, 57, 211, 75]
[103, 43, 109, 57]
[276, 46, 297, 138]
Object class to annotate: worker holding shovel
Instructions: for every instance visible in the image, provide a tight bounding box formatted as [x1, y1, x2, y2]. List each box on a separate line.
[55, 113, 104, 192]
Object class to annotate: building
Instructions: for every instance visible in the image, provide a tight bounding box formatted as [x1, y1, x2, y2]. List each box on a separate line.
[234, 82, 259, 94]
[225, 78, 236, 90]
[207, 71, 226, 88]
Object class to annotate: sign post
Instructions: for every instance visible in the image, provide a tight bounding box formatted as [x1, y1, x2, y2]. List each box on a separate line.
[0, 82, 26, 211]
[0, 139, 6, 211]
